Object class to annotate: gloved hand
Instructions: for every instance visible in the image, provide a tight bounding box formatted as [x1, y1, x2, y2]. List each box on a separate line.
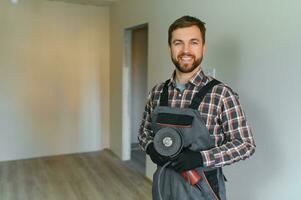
[170, 148, 203, 172]
[146, 142, 169, 166]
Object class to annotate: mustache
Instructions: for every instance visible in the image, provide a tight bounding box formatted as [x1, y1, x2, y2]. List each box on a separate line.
[178, 53, 195, 58]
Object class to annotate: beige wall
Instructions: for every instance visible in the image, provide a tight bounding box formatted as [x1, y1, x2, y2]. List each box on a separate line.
[110, 0, 301, 199]
[0, 0, 110, 161]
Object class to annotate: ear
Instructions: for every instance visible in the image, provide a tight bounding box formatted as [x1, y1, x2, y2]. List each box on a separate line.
[168, 45, 172, 56]
[202, 44, 206, 57]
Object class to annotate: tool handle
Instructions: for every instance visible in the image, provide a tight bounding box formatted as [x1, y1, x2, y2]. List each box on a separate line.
[181, 170, 201, 185]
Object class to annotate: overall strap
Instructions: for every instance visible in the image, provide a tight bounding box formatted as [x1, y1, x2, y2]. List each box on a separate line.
[159, 79, 170, 106]
[189, 79, 221, 110]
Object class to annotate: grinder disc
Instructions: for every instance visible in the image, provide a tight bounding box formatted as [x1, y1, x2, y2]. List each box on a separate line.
[153, 127, 183, 158]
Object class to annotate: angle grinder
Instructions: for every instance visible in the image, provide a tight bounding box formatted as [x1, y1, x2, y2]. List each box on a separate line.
[153, 127, 201, 185]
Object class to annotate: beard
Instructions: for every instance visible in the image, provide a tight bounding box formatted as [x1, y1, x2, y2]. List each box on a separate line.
[171, 53, 203, 73]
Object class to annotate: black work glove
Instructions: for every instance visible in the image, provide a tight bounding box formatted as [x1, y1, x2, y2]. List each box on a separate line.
[146, 142, 169, 167]
[170, 148, 203, 173]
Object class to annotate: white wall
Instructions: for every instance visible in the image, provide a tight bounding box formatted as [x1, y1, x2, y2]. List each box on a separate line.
[0, 0, 110, 161]
[110, 0, 301, 199]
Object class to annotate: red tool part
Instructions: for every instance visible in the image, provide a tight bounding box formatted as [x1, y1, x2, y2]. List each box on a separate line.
[181, 170, 201, 185]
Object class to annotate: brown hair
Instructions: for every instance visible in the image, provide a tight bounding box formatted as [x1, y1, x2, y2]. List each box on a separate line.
[168, 15, 206, 46]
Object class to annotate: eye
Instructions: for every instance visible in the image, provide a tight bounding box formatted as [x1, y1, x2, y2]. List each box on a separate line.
[172, 40, 183, 46]
[191, 41, 199, 45]
[174, 42, 181, 46]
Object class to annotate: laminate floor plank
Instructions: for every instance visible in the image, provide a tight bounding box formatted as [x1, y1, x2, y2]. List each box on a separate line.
[0, 150, 152, 200]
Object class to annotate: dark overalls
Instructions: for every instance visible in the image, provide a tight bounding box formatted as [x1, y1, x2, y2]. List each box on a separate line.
[151, 79, 227, 200]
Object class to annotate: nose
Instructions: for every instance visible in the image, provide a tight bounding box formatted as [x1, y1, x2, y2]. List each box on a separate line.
[182, 43, 191, 53]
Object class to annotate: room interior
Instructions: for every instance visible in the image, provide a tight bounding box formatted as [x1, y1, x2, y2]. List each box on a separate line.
[1, 0, 301, 199]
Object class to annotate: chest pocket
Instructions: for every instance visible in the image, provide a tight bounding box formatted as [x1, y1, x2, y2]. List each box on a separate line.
[156, 112, 194, 128]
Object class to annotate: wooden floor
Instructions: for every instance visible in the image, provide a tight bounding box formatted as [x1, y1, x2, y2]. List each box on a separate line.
[0, 149, 152, 200]
[124, 143, 146, 176]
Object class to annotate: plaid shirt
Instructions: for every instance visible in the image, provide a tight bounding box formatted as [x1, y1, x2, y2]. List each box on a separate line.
[138, 69, 255, 168]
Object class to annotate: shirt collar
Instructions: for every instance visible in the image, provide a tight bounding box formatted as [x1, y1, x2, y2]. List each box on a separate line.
[169, 68, 209, 88]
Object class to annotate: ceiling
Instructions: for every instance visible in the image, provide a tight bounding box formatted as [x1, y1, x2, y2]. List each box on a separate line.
[48, 0, 119, 7]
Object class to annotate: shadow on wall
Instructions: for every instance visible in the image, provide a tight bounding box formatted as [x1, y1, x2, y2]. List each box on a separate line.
[246, 102, 282, 200]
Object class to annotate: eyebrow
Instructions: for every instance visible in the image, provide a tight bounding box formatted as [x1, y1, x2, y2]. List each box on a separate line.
[172, 38, 201, 44]
[172, 39, 183, 44]
[190, 38, 201, 42]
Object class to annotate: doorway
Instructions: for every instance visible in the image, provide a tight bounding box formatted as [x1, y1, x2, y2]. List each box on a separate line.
[122, 24, 148, 175]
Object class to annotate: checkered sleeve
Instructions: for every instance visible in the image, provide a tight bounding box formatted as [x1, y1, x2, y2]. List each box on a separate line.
[138, 89, 155, 151]
[201, 87, 256, 168]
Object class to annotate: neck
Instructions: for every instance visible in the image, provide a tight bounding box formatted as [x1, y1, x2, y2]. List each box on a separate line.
[175, 66, 201, 84]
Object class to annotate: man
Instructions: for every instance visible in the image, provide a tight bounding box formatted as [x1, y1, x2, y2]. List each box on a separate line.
[138, 15, 255, 200]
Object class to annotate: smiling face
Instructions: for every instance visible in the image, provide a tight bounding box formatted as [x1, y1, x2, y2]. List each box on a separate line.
[169, 25, 205, 73]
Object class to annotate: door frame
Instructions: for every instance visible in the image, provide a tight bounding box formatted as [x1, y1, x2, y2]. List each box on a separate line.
[122, 23, 148, 161]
